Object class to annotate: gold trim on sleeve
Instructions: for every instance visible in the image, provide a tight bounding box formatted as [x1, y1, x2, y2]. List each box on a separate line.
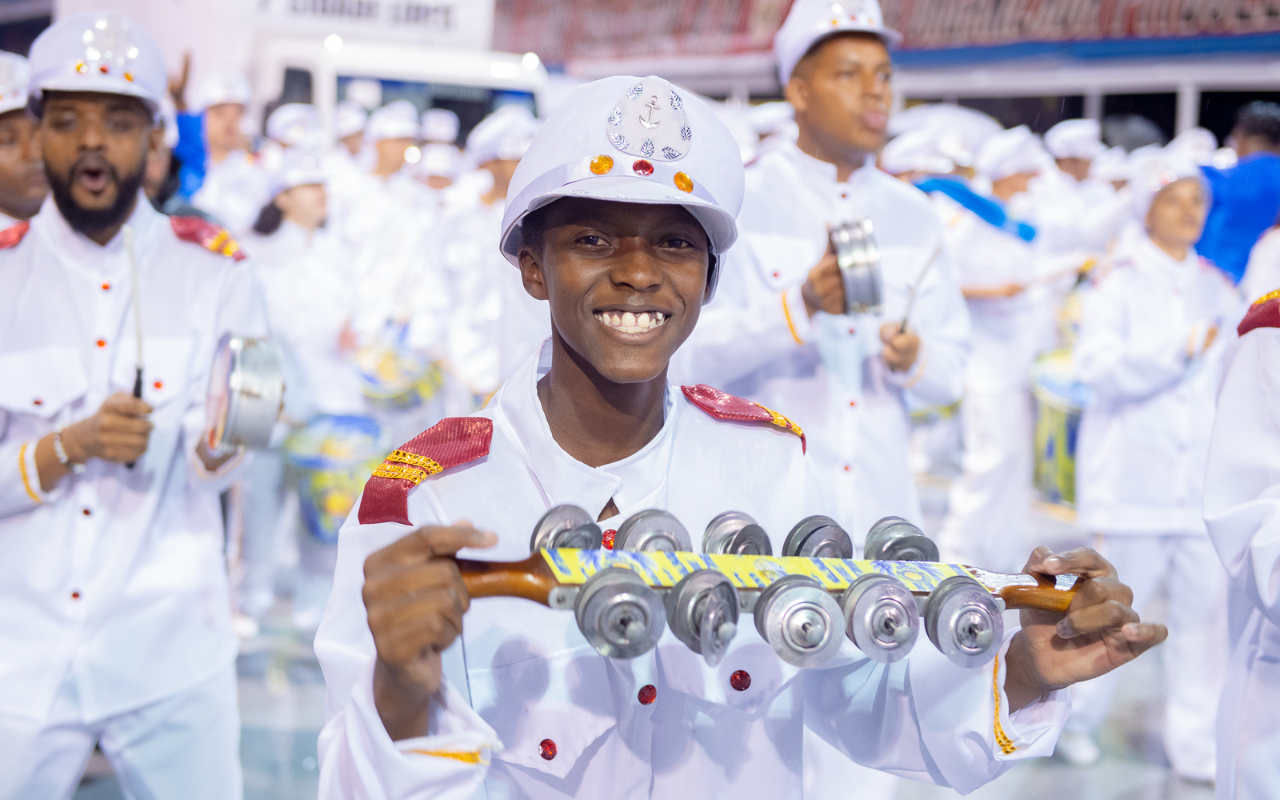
[992, 652, 1017, 756]
[386, 449, 444, 475]
[782, 291, 805, 346]
[18, 441, 41, 505]
[404, 748, 489, 765]
[372, 462, 430, 485]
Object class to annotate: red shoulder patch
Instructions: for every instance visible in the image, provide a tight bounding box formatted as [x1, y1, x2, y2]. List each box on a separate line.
[0, 221, 30, 249]
[358, 417, 494, 526]
[681, 384, 806, 453]
[1239, 291, 1280, 338]
[170, 216, 246, 261]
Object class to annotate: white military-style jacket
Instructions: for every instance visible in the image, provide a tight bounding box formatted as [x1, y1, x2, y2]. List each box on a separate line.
[0, 195, 268, 722]
[1203, 312, 1280, 799]
[671, 141, 971, 540]
[190, 149, 271, 238]
[1073, 235, 1244, 535]
[246, 220, 365, 420]
[314, 343, 1067, 800]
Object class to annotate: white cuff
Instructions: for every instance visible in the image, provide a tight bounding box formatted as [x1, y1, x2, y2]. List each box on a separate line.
[19, 438, 59, 505]
[991, 635, 1071, 761]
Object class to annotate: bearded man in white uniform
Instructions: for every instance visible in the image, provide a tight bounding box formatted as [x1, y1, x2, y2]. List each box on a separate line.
[0, 12, 268, 799]
[313, 73, 1168, 800]
[673, 0, 971, 546]
[1204, 292, 1280, 799]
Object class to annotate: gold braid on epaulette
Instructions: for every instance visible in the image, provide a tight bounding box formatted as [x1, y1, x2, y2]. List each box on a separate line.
[1253, 289, 1280, 307]
[761, 405, 805, 441]
[371, 450, 444, 486]
[206, 228, 242, 259]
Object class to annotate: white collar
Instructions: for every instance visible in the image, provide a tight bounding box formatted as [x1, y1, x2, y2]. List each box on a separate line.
[31, 191, 161, 275]
[1137, 234, 1197, 271]
[779, 139, 878, 188]
[496, 340, 680, 521]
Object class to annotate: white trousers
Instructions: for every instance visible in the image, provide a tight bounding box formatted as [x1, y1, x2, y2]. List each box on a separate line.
[937, 390, 1034, 574]
[0, 663, 242, 800]
[1066, 533, 1228, 781]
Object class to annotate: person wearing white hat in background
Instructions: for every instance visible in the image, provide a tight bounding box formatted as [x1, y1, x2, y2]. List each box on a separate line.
[0, 52, 47, 226]
[887, 103, 1004, 176]
[331, 98, 426, 250]
[674, 0, 970, 554]
[1202, 289, 1280, 800]
[1060, 147, 1243, 775]
[239, 148, 366, 632]
[422, 106, 460, 146]
[416, 103, 542, 403]
[313, 72, 1163, 800]
[260, 101, 323, 174]
[670, 5, 972, 794]
[1090, 144, 1132, 191]
[0, 11, 269, 798]
[931, 126, 1049, 576]
[180, 69, 269, 237]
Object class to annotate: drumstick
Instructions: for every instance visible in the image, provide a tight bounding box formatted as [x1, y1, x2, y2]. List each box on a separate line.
[898, 243, 942, 334]
[124, 225, 143, 469]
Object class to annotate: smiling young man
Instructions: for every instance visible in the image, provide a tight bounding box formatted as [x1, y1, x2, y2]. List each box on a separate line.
[0, 52, 47, 225]
[0, 13, 267, 799]
[672, 0, 972, 553]
[314, 74, 1166, 800]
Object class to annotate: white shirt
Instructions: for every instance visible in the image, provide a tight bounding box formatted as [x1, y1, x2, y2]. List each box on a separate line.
[931, 190, 1040, 392]
[1203, 324, 1280, 799]
[1239, 227, 1280, 305]
[314, 343, 1067, 800]
[672, 142, 971, 540]
[1073, 235, 1244, 535]
[190, 149, 271, 238]
[0, 195, 268, 721]
[247, 221, 365, 419]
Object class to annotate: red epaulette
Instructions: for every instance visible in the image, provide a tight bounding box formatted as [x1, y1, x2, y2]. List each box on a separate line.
[1238, 290, 1280, 338]
[0, 220, 30, 249]
[170, 216, 246, 261]
[358, 417, 494, 526]
[681, 384, 806, 453]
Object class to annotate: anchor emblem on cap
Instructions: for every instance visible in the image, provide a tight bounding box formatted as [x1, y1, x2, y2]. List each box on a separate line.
[640, 96, 662, 130]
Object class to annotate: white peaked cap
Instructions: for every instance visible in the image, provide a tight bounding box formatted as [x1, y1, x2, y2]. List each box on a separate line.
[749, 101, 794, 138]
[467, 104, 538, 166]
[1044, 118, 1105, 160]
[417, 142, 463, 179]
[774, 0, 902, 86]
[333, 100, 367, 139]
[0, 52, 29, 116]
[267, 103, 321, 147]
[888, 103, 1001, 167]
[1128, 146, 1206, 221]
[880, 129, 953, 176]
[422, 107, 460, 143]
[28, 11, 166, 116]
[192, 70, 251, 111]
[1089, 145, 1130, 183]
[974, 125, 1050, 181]
[1167, 127, 1219, 166]
[269, 148, 327, 198]
[366, 99, 420, 142]
[500, 75, 745, 270]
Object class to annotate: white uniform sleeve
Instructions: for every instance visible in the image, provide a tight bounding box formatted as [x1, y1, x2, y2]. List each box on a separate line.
[315, 494, 501, 800]
[882, 243, 970, 407]
[1074, 271, 1192, 401]
[183, 259, 270, 492]
[0, 434, 61, 517]
[1204, 328, 1280, 628]
[670, 240, 816, 388]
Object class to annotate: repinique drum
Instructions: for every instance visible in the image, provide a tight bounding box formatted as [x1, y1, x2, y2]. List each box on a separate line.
[355, 335, 443, 411]
[1030, 349, 1093, 507]
[205, 333, 284, 453]
[830, 219, 883, 315]
[283, 414, 389, 543]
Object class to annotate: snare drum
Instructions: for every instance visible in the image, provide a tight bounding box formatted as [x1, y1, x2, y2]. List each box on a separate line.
[1030, 349, 1093, 507]
[829, 219, 883, 315]
[283, 414, 389, 543]
[205, 333, 284, 453]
